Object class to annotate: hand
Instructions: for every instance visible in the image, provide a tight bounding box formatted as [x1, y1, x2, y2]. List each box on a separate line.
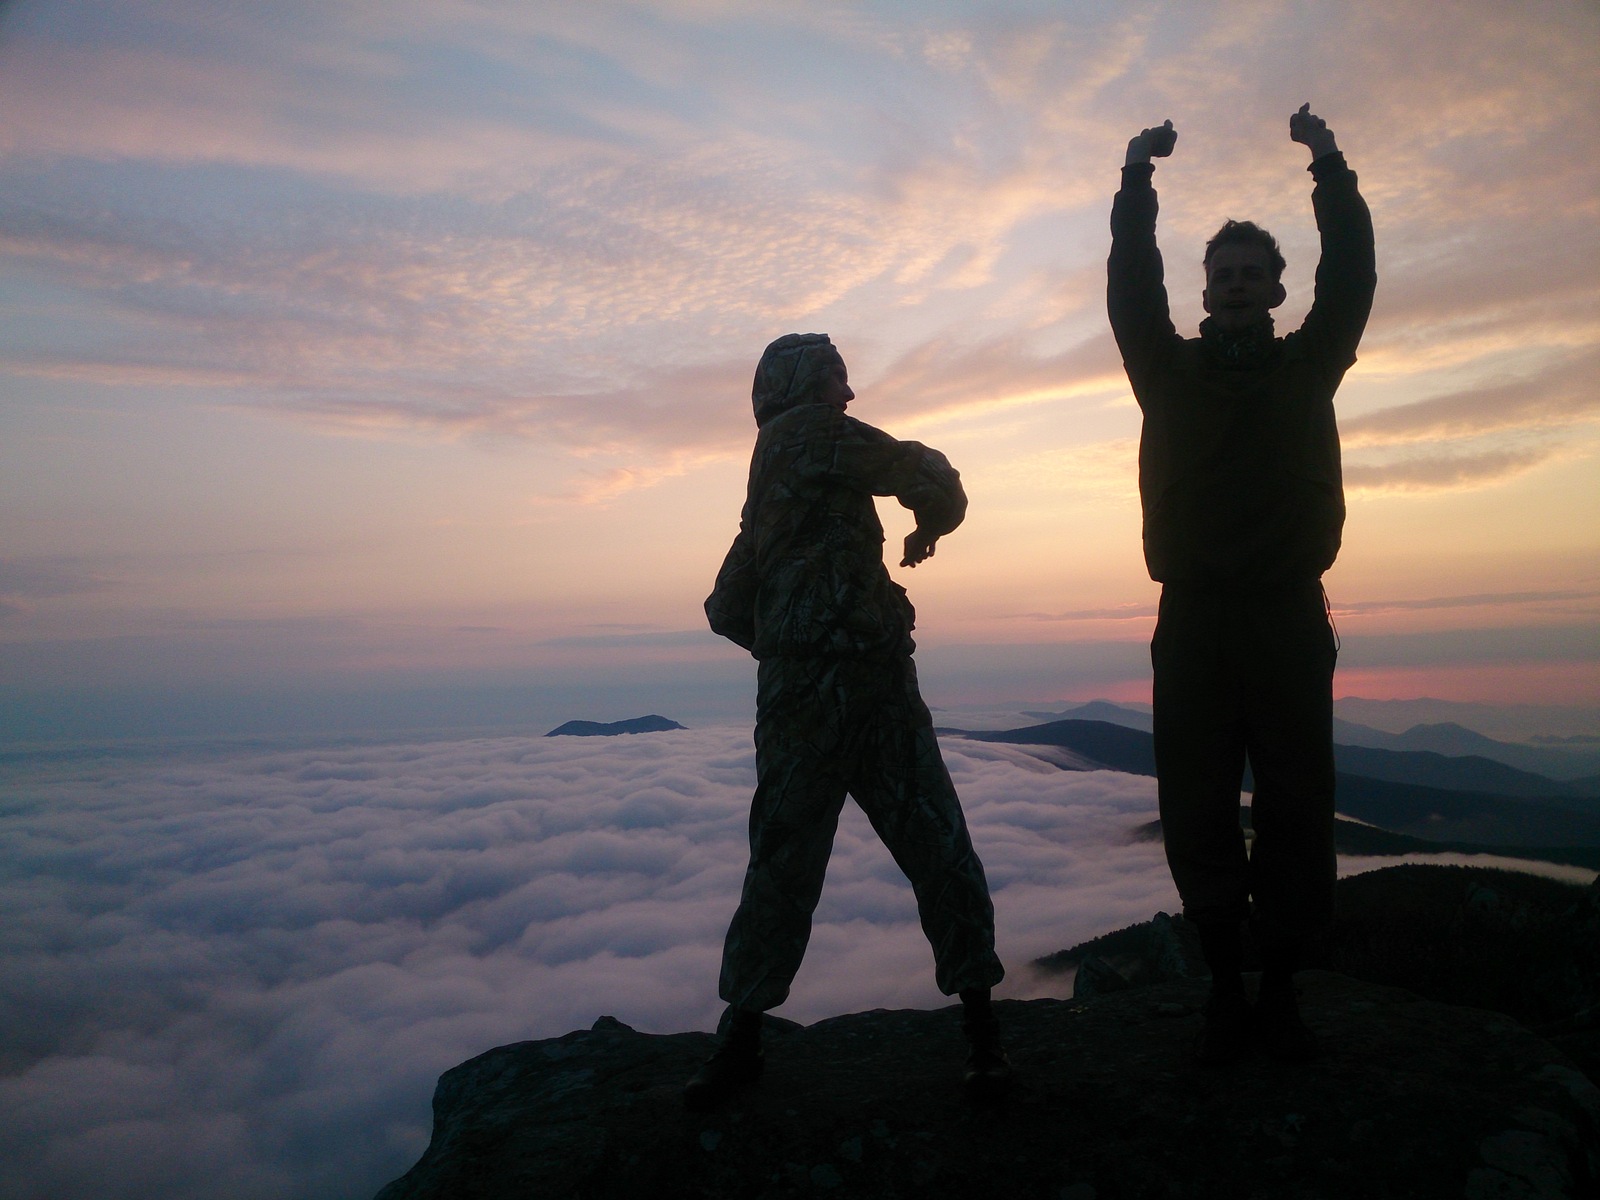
[1125, 119, 1176, 166]
[1289, 103, 1338, 160]
[901, 529, 939, 568]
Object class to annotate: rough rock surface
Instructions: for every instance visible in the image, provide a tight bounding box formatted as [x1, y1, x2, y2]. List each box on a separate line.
[1035, 867, 1600, 1084]
[374, 972, 1599, 1199]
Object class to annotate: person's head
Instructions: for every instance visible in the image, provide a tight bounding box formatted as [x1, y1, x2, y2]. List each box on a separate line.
[1202, 220, 1286, 335]
[751, 333, 853, 426]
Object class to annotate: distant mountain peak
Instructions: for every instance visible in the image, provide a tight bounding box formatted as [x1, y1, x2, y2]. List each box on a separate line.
[1020, 701, 1153, 733]
[545, 715, 686, 737]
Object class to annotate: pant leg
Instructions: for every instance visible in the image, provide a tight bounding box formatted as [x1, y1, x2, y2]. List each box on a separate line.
[1240, 582, 1338, 950]
[845, 657, 1005, 997]
[717, 656, 851, 1012]
[1151, 584, 1252, 929]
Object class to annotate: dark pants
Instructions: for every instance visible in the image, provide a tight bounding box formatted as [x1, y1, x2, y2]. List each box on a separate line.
[1151, 579, 1337, 951]
[718, 654, 1004, 1012]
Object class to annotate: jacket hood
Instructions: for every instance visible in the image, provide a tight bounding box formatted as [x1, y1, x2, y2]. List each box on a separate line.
[751, 333, 842, 427]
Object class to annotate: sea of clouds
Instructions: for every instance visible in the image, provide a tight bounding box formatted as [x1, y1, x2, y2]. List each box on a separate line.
[2, 724, 1593, 1200]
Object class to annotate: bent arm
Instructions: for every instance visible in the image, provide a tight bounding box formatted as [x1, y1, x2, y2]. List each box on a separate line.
[837, 423, 966, 534]
[894, 445, 966, 566]
[802, 408, 968, 563]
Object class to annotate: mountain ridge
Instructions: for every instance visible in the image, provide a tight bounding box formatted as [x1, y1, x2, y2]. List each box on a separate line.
[940, 719, 1600, 852]
[1014, 700, 1600, 780]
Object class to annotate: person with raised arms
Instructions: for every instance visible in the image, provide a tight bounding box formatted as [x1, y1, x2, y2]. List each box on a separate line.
[1107, 105, 1376, 1063]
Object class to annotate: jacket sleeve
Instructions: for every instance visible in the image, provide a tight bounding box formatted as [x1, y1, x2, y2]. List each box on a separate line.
[1106, 162, 1181, 396]
[1296, 152, 1377, 375]
[704, 526, 756, 651]
[827, 413, 968, 537]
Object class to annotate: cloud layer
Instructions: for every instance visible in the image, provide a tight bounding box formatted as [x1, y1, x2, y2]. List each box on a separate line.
[3, 724, 1592, 1199]
[0, 726, 1172, 1199]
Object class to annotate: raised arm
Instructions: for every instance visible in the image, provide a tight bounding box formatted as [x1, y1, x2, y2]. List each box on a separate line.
[1291, 105, 1376, 371]
[1108, 120, 1182, 391]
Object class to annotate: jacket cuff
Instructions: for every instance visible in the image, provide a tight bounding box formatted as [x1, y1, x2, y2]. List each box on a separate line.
[1307, 151, 1349, 180]
[1120, 162, 1156, 187]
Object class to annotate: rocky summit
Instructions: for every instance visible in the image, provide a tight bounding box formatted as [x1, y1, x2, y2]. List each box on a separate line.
[374, 971, 1599, 1199]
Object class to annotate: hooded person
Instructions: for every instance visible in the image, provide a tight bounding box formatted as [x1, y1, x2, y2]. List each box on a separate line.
[686, 333, 1009, 1110]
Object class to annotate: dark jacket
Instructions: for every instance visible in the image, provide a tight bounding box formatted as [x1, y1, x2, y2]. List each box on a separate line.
[1107, 153, 1376, 585]
[706, 394, 966, 661]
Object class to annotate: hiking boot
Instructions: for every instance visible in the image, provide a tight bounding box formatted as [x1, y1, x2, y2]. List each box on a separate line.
[960, 994, 1013, 1103]
[682, 1039, 764, 1111]
[1194, 988, 1251, 1065]
[962, 1035, 1013, 1103]
[683, 1007, 763, 1111]
[1256, 977, 1318, 1063]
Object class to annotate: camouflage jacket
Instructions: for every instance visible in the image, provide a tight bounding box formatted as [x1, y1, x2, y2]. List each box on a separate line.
[706, 402, 966, 660]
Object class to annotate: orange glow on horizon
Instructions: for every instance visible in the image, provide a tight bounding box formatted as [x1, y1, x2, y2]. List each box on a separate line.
[1334, 662, 1600, 706]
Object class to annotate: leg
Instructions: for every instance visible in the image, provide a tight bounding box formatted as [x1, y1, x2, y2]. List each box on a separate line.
[1241, 580, 1337, 949]
[682, 1005, 764, 1111]
[1152, 585, 1252, 936]
[845, 656, 1010, 1099]
[689, 657, 849, 1110]
[1152, 584, 1253, 1063]
[845, 657, 1004, 999]
[1240, 581, 1337, 1061]
[717, 657, 852, 1013]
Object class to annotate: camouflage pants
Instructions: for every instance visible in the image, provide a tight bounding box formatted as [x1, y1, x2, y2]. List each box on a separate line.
[718, 654, 1004, 1012]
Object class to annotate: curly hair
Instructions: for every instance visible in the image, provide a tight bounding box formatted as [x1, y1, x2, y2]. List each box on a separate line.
[1204, 220, 1286, 281]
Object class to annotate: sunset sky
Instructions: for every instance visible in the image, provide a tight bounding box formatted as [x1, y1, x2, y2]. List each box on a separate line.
[2, 6, 1598, 1189]
[2, 0, 1597, 738]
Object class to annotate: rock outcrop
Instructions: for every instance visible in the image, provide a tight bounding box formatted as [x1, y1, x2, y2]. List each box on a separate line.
[1036, 866, 1600, 1084]
[375, 971, 1599, 1199]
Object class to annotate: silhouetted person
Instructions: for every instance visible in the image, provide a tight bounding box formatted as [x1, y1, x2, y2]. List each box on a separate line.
[686, 333, 1008, 1110]
[1107, 106, 1376, 1062]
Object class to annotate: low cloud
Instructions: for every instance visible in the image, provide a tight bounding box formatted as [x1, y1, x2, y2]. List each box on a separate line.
[0, 559, 115, 599]
[1334, 589, 1600, 617]
[1341, 348, 1600, 448]
[1343, 443, 1566, 493]
[1012, 603, 1156, 623]
[2, 716, 1593, 1198]
[0, 559, 117, 621]
[870, 330, 1125, 428]
[0, 726, 1176, 1199]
